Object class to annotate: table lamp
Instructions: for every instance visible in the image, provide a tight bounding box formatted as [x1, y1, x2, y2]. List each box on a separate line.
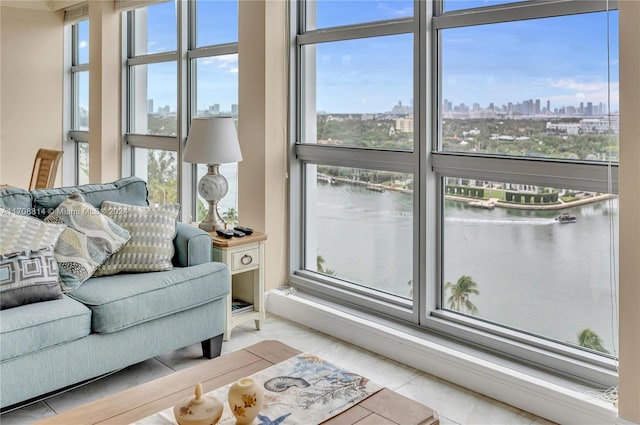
[183, 116, 242, 231]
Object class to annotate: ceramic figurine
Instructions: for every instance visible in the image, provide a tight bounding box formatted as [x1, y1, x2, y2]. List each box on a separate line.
[228, 377, 264, 424]
[174, 382, 223, 425]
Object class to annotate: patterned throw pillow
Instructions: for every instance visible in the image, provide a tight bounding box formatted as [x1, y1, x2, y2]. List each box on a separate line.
[44, 193, 131, 291]
[94, 201, 180, 276]
[0, 209, 65, 308]
[0, 247, 62, 309]
[0, 214, 66, 254]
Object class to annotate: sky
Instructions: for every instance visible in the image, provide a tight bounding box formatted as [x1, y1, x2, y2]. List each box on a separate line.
[76, 0, 620, 115]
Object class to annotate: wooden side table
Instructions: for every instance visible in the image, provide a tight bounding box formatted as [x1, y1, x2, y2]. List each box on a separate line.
[209, 230, 267, 341]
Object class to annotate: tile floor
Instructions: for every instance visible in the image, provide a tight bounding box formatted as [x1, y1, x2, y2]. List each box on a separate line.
[1, 313, 557, 425]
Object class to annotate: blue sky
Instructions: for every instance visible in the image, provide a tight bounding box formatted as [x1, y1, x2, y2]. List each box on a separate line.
[76, 0, 619, 115]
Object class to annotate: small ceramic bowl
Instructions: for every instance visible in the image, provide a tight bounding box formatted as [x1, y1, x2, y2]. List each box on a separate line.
[174, 383, 223, 425]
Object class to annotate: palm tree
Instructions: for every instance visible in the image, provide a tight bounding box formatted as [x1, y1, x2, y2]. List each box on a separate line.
[222, 207, 238, 225]
[444, 275, 480, 315]
[578, 328, 610, 354]
[316, 255, 335, 276]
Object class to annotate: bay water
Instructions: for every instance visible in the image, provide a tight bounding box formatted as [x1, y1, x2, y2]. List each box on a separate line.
[314, 182, 619, 353]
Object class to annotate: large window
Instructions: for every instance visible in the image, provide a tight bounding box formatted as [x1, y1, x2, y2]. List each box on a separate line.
[295, 0, 416, 313]
[292, 0, 619, 387]
[125, 0, 238, 215]
[68, 18, 89, 185]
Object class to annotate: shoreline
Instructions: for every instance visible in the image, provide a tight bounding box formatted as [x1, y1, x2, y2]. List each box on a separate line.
[445, 193, 616, 211]
[318, 174, 616, 210]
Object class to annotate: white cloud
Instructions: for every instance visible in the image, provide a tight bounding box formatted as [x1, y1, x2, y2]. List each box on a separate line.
[79, 41, 88, 49]
[200, 56, 238, 74]
[549, 79, 612, 93]
[546, 78, 619, 107]
[376, 1, 413, 18]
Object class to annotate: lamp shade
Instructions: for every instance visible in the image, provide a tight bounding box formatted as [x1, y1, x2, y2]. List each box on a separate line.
[183, 116, 242, 165]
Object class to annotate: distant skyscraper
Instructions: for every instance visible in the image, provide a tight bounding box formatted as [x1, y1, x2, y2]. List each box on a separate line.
[231, 104, 238, 117]
[586, 102, 593, 116]
[546, 100, 550, 114]
[535, 99, 541, 115]
[148, 99, 154, 114]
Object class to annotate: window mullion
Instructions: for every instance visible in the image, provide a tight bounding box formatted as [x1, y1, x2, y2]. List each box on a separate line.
[432, 153, 619, 193]
[296, 145, 415, 174]
[298, 19, 413, 45]
[434, 0, 617, 29]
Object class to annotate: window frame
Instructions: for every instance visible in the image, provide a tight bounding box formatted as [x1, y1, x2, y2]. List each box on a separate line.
[123, 0, 239, 219]
[427, 0, 619, 387]
[291, 0, 422, 323]
[65, 19, 90, 185]
[290, 0, 619, 388]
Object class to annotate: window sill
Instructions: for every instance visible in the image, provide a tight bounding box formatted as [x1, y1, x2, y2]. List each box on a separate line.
[266, 287, 619, 425]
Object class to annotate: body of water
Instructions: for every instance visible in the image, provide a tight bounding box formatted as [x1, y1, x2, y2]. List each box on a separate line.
[313, 182, 619, 354]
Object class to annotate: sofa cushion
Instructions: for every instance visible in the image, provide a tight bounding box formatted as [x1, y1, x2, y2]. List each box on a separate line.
[30, 177, 148, 220]
[68, 262, 230, 334]
[0, 187, 32, 215]
[94, 202, 180, 276]
[44, 194, 131, 292]
[0, 295, 91, 361]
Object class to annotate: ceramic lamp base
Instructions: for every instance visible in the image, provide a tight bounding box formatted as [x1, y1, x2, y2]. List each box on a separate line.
[198, 164, 228, 231]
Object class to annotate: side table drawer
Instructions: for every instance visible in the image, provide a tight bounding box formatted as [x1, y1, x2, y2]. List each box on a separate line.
[231, 248, 260, 271]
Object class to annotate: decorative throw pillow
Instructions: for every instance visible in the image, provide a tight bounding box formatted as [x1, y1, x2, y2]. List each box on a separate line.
[0, 247, 62, 309]
[0, 214, 66, 254]
[94, 201, 180, 276]
[44, 193, 131, 291]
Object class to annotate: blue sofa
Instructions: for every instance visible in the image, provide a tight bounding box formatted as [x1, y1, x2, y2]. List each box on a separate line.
[0, 177, 230, 409]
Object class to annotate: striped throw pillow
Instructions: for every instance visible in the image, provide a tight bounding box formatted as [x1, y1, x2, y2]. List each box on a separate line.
[94, 201, 180, 276]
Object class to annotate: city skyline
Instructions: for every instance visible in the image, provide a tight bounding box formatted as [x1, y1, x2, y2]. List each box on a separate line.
[75, 1, 619, 116]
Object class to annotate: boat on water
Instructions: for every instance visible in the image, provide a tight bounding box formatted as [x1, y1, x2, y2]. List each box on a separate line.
[366, 184, 385, 193]
[555, 212, 577, 223]
[469, 199, 496, 210]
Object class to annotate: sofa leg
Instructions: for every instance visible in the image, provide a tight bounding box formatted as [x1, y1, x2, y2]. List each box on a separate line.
[201, 334, 224, 359]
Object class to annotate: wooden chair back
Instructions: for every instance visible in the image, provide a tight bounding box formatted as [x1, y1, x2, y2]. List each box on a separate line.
[29, 149, 63, 191]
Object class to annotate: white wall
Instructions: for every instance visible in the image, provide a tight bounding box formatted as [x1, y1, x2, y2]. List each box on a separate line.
[0, 5, 64, 189]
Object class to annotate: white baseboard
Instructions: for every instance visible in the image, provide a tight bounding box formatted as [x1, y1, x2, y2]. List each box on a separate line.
[266, 288, 622, 425]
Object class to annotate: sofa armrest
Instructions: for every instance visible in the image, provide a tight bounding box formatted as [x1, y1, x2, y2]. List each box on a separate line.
[173, 223, 212, 267]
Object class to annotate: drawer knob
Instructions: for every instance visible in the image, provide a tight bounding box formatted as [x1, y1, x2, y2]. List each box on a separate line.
[240, 254, 253, 265]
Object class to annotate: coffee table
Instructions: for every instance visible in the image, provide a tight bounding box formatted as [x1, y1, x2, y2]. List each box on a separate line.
[34, 340, 438, 425]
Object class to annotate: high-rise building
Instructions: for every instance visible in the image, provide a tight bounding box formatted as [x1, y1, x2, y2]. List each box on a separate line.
[231, 104, 238, 117]
[148, 99, 154, 115]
